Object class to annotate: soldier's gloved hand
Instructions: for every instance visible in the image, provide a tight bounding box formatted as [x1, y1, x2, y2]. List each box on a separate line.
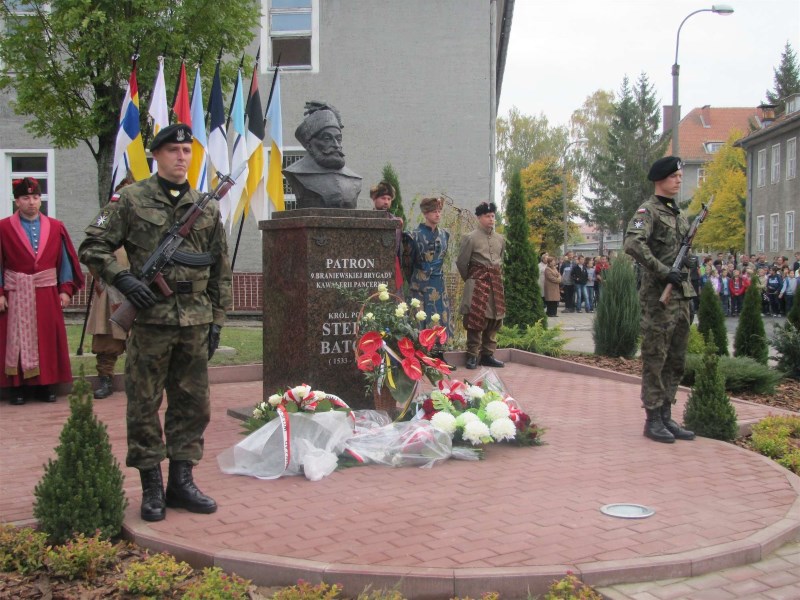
[666, 268, 683, 286]
[113, 271, 157, 309]
[683, 254, 699, 270]
[208, 324, 222, 360]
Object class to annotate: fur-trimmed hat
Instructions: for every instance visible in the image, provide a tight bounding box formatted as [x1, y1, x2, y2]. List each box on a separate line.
[295, 102, 343, 147]
[419, 196, 443, 213]
[648, 156, 682, 182]
[150, 123, 193, 151]
[12, 177, 41, 198]
[475, 202, 497, 216]
[370, 181, 395, 200]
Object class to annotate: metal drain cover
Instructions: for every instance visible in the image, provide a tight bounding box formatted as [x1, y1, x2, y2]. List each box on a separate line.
[600, 503, 655, 519]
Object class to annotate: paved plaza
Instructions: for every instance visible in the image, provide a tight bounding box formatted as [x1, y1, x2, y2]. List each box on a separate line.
[1, 341, 798, 599]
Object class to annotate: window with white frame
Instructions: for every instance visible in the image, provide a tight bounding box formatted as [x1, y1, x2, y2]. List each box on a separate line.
[771, 144, 781, 184]
[757, 148, 766, 187]
[265, 0, 318, 72]
[787, 211, 795, 251]
[697, 167, 706, 186]
[704, 142, 724, 154]
[2, 151, 55, 218]
[770, 213, 779, 252]
[756, 215, 765, 252]
[1, 1, 39, 71]
[787, 137, 797, 180]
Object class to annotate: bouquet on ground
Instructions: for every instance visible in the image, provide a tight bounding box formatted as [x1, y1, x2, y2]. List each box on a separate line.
[416, 376, 542, 446]
[243, 384, 351, 434]
[354, 284, 451, 400]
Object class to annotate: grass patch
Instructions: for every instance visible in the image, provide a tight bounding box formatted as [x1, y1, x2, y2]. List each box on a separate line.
[65, 325, 263, 376]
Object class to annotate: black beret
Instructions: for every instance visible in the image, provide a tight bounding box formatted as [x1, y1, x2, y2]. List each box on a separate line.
[150, 123, 193, 151]
[12, 177, 41, 198]
[648, 156, 683, 181]
[475, 202, 497, 217]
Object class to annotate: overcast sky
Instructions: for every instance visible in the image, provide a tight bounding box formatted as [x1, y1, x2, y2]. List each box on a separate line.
[498, 0, 800, 128]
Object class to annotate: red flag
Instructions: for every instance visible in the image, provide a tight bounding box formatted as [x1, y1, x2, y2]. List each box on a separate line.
[173, 61, 191, 125]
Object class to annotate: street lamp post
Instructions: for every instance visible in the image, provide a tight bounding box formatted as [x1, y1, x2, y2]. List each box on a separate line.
[671, 4, 734, 158]
[562, 138, 588, 255]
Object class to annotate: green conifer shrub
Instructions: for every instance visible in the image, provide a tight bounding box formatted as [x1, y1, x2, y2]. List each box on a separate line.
[682, 353, 781, 394]
[33, 374, 127, 544]
[772, 321, 800, 379]
[593, 256, 640, 358]
[503, 169, 545, 327]
[697, 281, 728, 356]
[381, 163, 407, 224]
[683, 338, 738, 441]
[734, 281, 768, 364]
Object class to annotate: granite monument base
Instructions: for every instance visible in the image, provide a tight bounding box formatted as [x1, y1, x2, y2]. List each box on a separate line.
[260, 209, 400, 409]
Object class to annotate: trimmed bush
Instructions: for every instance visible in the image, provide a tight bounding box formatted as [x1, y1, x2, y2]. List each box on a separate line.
[118, 552, 192, 596]
[0, 525, 49, 574]
[503, 169, 545, 328]
[33, 374, 127, 544]
[697, 281, 728, 356]
[772, 321, 800, 379]
[593, 256, 640, 358]
[682, 353, 782, 394]
[46, 532, 117, 581]
[497, 320, 567, 357]
[750, 415, 800, 475]
[686, 324, 706, 354]
[182, 566, 251, 600]
[683, 339, 738, 441]
[734, 282, 768, 364]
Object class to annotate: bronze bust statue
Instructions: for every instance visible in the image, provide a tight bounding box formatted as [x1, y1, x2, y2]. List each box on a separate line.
[283, 102, 362, 209]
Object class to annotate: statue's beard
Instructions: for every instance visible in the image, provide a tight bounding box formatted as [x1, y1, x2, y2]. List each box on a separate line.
[308, 147, 346, 170]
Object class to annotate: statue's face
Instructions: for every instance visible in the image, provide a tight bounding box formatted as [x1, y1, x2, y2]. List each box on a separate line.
[308, 126, 345, 170]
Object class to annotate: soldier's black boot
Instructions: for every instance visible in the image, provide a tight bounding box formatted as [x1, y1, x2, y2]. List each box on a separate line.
[660, 403, 695, 440]
[644, 408, 675, 443]
[139, 466, 166, 522]
[165, 460, 217, 514]
[94, 376, 114, 399]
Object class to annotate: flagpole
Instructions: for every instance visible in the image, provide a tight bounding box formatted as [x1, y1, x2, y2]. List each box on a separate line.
[225, 54, 246, 131]
[230, 47, 260, 272]
[141, 45, 169, 149]
[205, 48, 223, 129]
[262, 53, 282, 129]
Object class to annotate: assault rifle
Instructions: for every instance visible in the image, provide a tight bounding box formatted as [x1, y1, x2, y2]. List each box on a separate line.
[110, 163, 247, 332]
[659, 195, 714, 307]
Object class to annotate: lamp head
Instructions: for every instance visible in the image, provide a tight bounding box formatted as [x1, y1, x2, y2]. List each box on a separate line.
[711, 4, 734, 15]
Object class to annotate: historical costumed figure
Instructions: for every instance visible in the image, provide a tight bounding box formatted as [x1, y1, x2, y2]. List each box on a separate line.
[623, 156, 696, 444]
[457, 202, 506, 370]
[405, 196, 452, 342]
[0, 177, 84, 405]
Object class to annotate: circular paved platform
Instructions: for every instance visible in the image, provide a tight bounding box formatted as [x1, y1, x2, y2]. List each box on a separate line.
[2, 353, 798, 599]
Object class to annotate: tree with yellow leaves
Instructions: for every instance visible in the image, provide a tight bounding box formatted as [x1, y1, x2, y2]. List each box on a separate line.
[520, 158, 580, 255]
[688, 131, 747, 252]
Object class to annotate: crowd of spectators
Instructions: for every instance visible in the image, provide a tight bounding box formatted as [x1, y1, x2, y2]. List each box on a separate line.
[543, 250, 799, 319]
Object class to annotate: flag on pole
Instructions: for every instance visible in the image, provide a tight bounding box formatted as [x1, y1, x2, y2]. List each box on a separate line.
[265, 69, 285, 213]
[111, 62, 150, 192]
[227, 69, 249, 231]
[207, 62, 230, 189]
[173, 60, 191, 125]
[148, 56, 169, 174]
[232, 66, 266, 225]
[187, 67, 208, 192]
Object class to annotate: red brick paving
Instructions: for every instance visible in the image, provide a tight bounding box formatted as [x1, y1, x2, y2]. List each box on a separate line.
[1, 356, 798, 599]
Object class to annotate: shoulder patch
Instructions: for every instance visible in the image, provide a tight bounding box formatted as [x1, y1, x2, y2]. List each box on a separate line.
[636, 208, 647, 213]
[632, 218, 645, 229]
[110, 193, 121, 203]
[92, 210, 111, 229]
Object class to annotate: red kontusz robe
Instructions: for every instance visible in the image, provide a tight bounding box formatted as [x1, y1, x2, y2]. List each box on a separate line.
[0, 213, 84, 388]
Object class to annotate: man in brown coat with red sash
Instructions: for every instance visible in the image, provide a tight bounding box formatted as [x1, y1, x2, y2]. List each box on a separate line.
[0, 177, 84, 405]
[457, 202, 506, 370]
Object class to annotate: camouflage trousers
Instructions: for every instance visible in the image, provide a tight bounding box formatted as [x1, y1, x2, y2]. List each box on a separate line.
[124, 323, 210, 470]
[639, 290, 691, 410]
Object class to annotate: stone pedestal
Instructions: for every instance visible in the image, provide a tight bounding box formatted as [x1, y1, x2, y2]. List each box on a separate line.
[260, 209, 399, 409]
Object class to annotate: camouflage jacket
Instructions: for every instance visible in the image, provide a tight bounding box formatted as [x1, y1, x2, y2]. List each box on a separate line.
[79, 175, 232, 327]
[623, 195, 695, 300]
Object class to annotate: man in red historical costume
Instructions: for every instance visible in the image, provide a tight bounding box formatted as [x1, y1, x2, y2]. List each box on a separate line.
[0, 177, 84, 405]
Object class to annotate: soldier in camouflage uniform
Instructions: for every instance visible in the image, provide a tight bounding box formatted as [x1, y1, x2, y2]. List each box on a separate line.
[79, 124, 232, 521]
[623, 156, 696, 444]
